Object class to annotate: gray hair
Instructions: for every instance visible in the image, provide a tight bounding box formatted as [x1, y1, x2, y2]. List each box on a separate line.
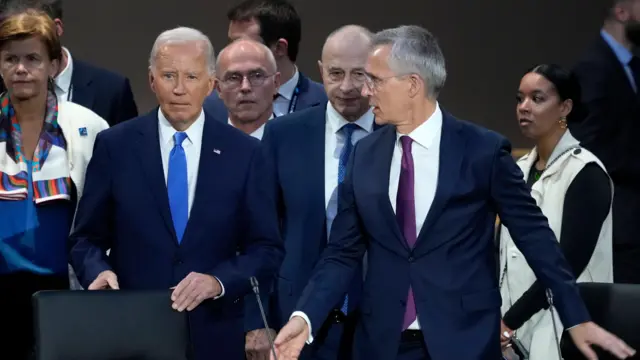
[371, 25, 447, 98]
[215, 39, 277, 74]
[149, 27, 215, 75]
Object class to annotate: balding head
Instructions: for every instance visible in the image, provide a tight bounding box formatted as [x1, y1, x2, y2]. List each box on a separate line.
[216, 38, 280, 133]
[322, 25, 372, 62]
[318, 25, 372, 121]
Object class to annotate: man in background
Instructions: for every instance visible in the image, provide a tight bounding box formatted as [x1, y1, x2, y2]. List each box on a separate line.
[204, 0, 326, 120]
[69, 27, 283, 360]
[572, 0, 640, 283]
[216, 39, 280, 140]
[1, 0, 138, 126]
[257, 25, 376, 360]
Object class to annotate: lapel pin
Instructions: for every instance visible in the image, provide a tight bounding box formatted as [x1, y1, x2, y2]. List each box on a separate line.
[78, 127, 88, 136]
[213, 149, 221, 154]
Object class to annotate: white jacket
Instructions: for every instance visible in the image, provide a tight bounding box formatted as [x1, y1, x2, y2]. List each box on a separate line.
[499, 131, 613, 360]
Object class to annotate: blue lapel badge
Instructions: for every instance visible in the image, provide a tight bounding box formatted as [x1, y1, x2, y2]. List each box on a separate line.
[79, 127, 88, 136]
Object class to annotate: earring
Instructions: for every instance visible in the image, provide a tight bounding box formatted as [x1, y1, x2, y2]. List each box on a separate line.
[558, 117, 567, 129]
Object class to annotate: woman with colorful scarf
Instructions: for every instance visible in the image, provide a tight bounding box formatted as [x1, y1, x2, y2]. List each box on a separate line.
[0, 9, 108, 359]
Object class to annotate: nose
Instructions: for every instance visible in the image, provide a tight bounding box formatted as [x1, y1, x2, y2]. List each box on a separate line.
[172, 76, 187, 95]
[517, 98, 531, 114]
[361, 83, 372, 97]
[339, 76, 355, 93]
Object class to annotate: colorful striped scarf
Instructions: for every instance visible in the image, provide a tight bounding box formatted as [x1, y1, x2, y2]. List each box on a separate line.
[0, 90, 72, 203]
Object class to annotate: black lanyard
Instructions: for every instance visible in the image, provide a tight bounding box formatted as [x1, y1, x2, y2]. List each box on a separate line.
[66, 83, 73, 101]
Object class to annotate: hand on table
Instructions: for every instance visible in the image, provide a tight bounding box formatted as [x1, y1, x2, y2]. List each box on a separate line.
[568, 321, 636, 359]
[88, 270, 119, 290]
[171, 272, 221, 312]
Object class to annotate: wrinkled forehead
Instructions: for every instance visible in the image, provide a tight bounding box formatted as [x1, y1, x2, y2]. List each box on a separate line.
[220, 46, 273, 74]
[155, 42, 209, 70]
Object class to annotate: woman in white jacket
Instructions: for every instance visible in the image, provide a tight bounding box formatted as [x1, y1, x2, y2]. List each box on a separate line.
[0, 10, 108, 359]
[499, 64, 613, 360]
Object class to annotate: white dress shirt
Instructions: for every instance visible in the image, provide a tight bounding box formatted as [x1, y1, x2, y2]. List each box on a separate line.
[158, 108, 225, 297]
[273, 69, 299, 116]
[293, 103, 443, 342]
[324, 102, 375, 215]
[55, 47, 73, 102]
[158, 108, 204, 216]
[388, 104, 442, 329]
[227, 114, 273, 140]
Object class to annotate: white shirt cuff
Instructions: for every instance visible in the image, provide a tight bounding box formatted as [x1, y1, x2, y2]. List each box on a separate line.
[290, 311, 314, 344]
[213, 276, 225, 299]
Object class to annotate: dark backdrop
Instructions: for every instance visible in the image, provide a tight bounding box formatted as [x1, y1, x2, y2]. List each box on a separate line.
[62, 0, 607, 147]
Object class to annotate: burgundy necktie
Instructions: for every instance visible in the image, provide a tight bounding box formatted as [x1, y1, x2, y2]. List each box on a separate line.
[396, 135, 417, 330]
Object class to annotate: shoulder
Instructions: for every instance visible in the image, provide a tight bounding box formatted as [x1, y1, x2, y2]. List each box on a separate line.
[58, 101, 109, 132]
[96, 110, 151, 143]
[567, 147, 608, 171]
[74, 59, 129, 85]
[448, 112, 507, 148]
[268, 105, 325, 132]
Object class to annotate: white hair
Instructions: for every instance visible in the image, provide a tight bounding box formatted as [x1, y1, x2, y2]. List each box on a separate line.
[149, 27, 215, 75]
[215, 39, 277, 74]
[371, 25, 447, 98]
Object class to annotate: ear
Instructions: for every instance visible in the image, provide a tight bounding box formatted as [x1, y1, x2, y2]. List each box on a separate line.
[148, 67, 156, 93]
[317, 60, 324, 82]
[54, 18, 64, 37]
[273, 71, 281, 91]
[272, 38, 289, 59]
[214, 78, 221, 93]
[206, 73, 215, 96]
[407, 74, 423, 98]
[49, 58, 60, 78]
[560, 98, 573, 118]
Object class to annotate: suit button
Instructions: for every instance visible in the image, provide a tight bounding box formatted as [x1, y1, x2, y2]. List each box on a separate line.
[408, 256, 414, 263]
[234, 298, 240, 304]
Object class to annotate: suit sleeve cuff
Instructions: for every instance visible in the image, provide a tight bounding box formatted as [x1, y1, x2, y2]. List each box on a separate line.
[290, 311, 314, 344]
[214, 276, 225, 299]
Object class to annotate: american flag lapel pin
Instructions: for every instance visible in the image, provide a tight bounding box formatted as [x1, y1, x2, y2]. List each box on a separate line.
[78, 127, 88, 136]
[213, 148, 221, 154]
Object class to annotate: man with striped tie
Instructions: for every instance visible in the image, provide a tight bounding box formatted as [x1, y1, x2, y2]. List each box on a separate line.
[254, 25, 377, 360]
[69, 27, 284, 360]
[273, 25, 636, 360]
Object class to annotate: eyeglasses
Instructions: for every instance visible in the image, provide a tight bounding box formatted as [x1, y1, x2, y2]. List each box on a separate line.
[363, 73, 409, 91]
[218, 71, 275, 89]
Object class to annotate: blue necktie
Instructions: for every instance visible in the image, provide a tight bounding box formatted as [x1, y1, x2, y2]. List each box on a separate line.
[167, 132, 188, 243]
[336, 123, 359, 314]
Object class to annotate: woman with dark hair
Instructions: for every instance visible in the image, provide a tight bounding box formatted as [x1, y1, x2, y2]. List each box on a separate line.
[498, 64, 614, 360]
[0, 9, 108, 359]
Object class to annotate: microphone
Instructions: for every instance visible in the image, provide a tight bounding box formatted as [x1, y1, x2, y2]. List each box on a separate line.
[250, 276, 278, 360]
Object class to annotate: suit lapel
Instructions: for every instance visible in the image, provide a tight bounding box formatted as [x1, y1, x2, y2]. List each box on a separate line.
[305, 107, 329, 249]
[373, 126, 409, 251]
[416, 113, 464, 248]
[134, 110, 177, 244]
[295, 73, 323, 109]
[70, 61, 95, 110]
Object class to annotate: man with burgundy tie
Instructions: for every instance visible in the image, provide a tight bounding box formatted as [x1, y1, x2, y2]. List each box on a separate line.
[272, 25, 636, 360]
[69, 27, 284, 360]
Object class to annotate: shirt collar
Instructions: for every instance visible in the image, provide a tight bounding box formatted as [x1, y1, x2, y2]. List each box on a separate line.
[55, 47, 73, 92]
[158, 107, 205, 147]
[325, 101, 375, 134]
[278, 68, 299, 100]
[395, 102, 443, 149]
[601, 29, 634, 65]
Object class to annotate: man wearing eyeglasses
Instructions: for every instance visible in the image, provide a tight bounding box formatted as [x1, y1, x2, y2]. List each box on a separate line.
[216, 39, 280, 140]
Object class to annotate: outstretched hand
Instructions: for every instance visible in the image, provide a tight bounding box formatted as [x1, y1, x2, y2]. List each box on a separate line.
[270, 316, 309, 360]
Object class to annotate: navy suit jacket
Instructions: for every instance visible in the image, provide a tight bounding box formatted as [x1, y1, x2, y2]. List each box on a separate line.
[295, 112, 590, 359]
[69, 109, 284, 360]
[261, 105, 381, 330]
[72, 59, 138, 126]
[203, 72, 327, 120]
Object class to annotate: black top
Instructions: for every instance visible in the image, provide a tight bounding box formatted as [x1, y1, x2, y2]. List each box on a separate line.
[502, 162, 612, 330]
